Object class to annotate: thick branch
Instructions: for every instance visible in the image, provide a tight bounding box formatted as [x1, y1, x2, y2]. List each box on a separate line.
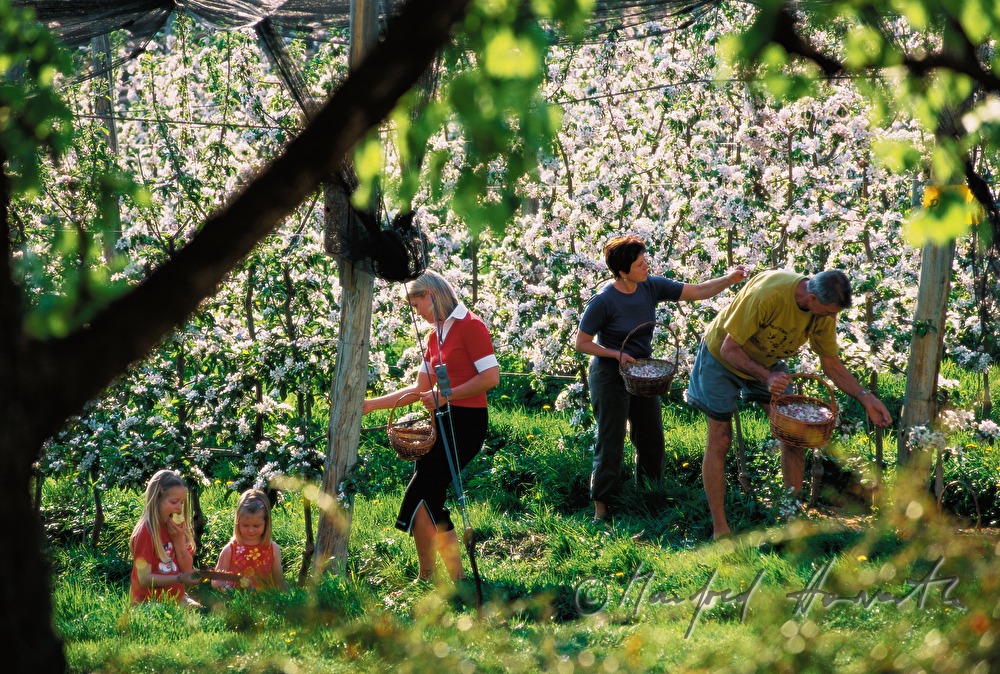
[901, 52, 1000, 94]
[904, 12, 1000, 93]
[772, 4, 1000, 94]
[771, 6, 843, 78]
[25, 0, 471, 440]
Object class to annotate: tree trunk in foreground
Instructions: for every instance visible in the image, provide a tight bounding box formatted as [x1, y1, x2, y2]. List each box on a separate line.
[315, 260, 374, 572]
[3, 403, 67, 672]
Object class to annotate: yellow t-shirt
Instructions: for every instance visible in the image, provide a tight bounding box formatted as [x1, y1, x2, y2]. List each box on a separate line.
[704, 270, 839, 379]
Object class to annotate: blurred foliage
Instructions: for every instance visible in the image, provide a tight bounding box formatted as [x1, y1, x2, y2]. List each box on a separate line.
[724, 0, 1000, 246]
[358, 0, 593, 235]
[0, 0, 73, 195]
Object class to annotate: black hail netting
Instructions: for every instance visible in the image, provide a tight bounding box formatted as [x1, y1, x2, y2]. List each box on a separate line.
[20, 1, 727, 48]
[17, 0, 725, 281]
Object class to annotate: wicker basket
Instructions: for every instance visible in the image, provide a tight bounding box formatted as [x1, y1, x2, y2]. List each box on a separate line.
[769, 373, 837, 449]
[618, 321, 679, 397]
[387, 392, 437, 461]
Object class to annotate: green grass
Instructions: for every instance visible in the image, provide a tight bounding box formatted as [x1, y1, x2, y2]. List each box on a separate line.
[55, 510, 993, 673]
[46, 369, 1000, 672]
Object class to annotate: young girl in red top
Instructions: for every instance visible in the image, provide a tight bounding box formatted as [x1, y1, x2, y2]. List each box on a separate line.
[212, 489, 287, 591]
[129, 469, 200, 606]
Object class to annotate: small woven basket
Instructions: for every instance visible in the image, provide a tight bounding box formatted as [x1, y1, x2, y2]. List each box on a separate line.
[618, 321, 679, 397]
[387, 392, 437, 461]
[769, 373, 838, 449]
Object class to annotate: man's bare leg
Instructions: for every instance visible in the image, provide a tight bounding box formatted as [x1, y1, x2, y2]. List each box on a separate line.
[703, 418, 734, 538]
[780, 442, 806, 495]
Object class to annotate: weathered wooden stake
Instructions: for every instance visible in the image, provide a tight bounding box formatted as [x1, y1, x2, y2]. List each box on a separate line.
[897, 240, 955, 464]
[91, 33, 121, 258]
[313, 0, 379, 574]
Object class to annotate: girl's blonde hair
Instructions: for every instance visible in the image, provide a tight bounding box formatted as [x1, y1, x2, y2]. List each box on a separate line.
[129, 469, 195, 563]
[408, 270, 460, 320]
[232, 489, 273, 546]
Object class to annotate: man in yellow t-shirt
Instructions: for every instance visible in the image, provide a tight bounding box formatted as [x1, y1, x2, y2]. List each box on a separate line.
[686, 269, 892, 539]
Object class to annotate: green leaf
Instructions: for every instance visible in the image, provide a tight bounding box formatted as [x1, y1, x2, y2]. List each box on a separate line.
[427, 150, 449, 201]
[530, 0, 595, 37]
[959, 0, 992, 44]
[478, 0, 516, 19]
[904, 204, 969, 247]
[904, 186, 981, 246]
[133, 186, 153, 208]
[546, 104, 565, 135]
[351, 136, 384, 210]
[38, 63, 56, 87]
[390, 105, 413, 166]
[871, 138, 922, 172]
[484, 29, 541, 79]
[891, 0, 930, 30]
[354, 136, 383, 181]
[930, 143, 964, 184]
[844, 25, 884, 69]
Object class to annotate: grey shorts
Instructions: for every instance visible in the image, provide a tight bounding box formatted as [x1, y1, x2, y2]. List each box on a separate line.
[686, 341, 788, 422]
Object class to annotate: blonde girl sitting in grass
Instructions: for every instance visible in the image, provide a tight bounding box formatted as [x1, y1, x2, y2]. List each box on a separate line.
[212, 489, 287, 591]
[129, 469, 200, 607]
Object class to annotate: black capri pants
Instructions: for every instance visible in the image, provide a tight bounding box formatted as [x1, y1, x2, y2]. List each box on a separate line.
[395, 405, 488, 533]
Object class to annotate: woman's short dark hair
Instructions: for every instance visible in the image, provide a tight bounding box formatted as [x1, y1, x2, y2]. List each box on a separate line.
[807, 270, 852, 308]
[604, 236, 646, 278]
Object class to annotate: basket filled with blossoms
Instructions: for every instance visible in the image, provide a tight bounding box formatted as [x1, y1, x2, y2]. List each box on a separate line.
[387, 392, 437, 460]
[770, 373, 837, 449]
[618, 321, 679, 397]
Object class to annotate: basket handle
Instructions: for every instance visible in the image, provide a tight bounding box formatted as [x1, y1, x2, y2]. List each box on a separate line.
[618, 320, 679, 368]
[785, 373, 838, 416]
[387, 391, 425, 429]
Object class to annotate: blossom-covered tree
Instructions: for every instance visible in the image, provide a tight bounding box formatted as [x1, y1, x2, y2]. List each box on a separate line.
[389, 7, 928, 419]
[725, 0, 999, 459]
[13, 0, 1000, 669]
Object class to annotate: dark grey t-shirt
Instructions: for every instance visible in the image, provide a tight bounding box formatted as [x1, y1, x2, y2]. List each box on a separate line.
[578, 276, 684, 358]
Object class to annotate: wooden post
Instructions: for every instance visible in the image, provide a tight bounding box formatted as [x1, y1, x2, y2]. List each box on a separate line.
[898, 24, 979, 466]
[90, 35, 118, 155]
[897, 239, 955, 464]
[313, 0, 379, 574]
[91, 34, 121, 259]
[88, 33, 126, 541]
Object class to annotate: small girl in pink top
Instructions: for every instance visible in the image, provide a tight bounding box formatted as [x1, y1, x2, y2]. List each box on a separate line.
[213, 489, 287, 591]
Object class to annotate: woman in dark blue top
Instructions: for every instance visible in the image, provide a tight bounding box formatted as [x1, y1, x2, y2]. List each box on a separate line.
[575, 235, 747, 522]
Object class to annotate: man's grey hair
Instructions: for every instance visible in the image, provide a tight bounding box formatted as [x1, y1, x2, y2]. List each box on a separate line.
[807, 270, 852, 308]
